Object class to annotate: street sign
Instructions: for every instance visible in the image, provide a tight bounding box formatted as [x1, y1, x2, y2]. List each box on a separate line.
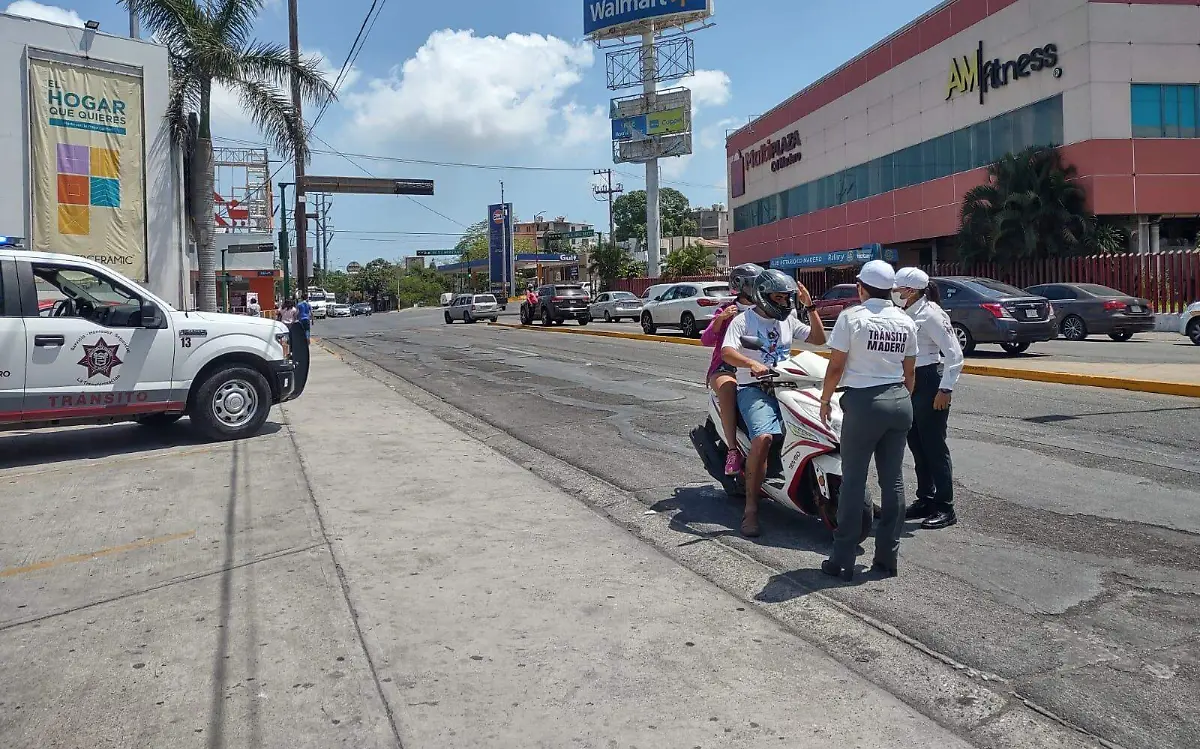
[227, 242, 276, 253]
[301, 176, 435, 196]
[416, 249, 461, 256]
[544, 229, 595, 241]
[346, 261, 362, 274]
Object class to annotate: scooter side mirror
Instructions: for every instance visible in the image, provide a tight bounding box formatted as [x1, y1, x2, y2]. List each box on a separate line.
[740, 335, 763, 351]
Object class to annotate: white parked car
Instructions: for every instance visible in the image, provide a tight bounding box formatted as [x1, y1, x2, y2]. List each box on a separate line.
[1180, 301, 1200, 345]
[0, 249, 301, 440]
[444, 293, 499, 324]
[640, 281, 735, 338]
[329, 303, 352, 318]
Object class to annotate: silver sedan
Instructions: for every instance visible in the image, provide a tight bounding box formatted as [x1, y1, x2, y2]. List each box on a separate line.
[588, 291, 643, 323]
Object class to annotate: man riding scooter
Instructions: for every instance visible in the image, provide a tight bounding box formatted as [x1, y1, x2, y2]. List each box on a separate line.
[721, 270, 826, 537]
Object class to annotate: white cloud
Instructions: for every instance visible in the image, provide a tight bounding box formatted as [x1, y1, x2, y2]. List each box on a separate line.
[698, 116, 743, 151]
[209, 48, 352, 135]
[559, 103, 609, 149]
[677, 69, 731, 109]
[344, 29, 595, 146]
[660, 154, 693, 181]
[4, 0, 82, 27]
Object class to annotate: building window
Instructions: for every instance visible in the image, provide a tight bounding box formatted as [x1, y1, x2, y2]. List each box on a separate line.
[1132, 84, 1200, 138]
[731, 95, 1064, 233]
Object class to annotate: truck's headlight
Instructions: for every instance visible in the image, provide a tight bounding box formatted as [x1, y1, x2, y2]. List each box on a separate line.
[275, 332, 291, 359]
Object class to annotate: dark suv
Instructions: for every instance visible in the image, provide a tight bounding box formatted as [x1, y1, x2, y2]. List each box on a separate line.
[933, 276, 1056, 355]
[533, 283, 591, 326]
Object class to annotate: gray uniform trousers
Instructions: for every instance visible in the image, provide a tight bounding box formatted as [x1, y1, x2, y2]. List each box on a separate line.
[831, 382, 914, 567]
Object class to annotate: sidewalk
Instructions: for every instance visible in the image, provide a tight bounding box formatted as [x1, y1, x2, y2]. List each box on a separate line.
[284, 347, 974, 747]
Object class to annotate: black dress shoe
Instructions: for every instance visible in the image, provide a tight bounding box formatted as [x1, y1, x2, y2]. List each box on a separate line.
[921, 510, 958, 530]
[871, 559, 898, 578]
[821, 559, 855, 582]
[905, 502, 935, 520]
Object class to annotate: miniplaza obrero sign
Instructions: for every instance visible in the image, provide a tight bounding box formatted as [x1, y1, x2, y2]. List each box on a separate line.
[743, 130, 802, 173]
[946, 41, 1061, 104]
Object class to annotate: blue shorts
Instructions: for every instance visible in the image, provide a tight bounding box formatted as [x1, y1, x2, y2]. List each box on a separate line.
[736, 386, 784, 441]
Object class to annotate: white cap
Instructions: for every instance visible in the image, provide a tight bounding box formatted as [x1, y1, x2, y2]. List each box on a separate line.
[894, 267, 930, 290]
[857, 260, 896, 290]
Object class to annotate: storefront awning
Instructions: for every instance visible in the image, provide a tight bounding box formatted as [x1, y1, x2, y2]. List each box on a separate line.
[770, 244, 899, 270]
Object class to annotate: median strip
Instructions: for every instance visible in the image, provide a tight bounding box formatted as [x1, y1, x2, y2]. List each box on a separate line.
[487, 321, 1200, 398]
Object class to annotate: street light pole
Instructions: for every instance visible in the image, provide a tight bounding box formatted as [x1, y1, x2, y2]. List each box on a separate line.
[278, 181, 292, 301]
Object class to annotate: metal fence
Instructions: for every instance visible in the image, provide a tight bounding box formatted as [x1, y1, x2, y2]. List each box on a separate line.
[608, 251, 1200, 313]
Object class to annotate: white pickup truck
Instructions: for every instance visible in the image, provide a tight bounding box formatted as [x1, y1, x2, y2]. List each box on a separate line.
[0, 249, 304, 440]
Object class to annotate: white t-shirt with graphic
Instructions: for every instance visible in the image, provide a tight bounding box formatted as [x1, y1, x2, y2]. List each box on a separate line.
[722, 308, 813, 386]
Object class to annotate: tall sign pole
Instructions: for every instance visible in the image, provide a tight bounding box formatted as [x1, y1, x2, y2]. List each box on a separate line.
[288, 0, 308, 297]
[642, 29, 661, 278]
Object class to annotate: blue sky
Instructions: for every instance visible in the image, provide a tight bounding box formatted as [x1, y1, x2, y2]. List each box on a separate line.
[9, 0, 942, 270]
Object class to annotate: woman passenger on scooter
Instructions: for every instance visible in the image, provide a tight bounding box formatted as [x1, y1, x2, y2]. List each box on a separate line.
[700, 263, 764, 477]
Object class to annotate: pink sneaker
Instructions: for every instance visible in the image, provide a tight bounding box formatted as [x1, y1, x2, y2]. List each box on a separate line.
[724, 448, 744, 476]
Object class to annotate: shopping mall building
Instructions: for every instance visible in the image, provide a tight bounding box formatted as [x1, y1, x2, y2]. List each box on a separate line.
[726, 0, 1200, 272]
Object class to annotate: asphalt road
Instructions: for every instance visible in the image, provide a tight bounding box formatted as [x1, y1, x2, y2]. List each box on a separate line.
[320, 308, 1200, 749]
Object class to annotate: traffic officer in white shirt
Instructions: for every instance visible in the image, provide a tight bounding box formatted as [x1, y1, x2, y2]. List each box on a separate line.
[893, 267, 964, 530]
[819, 260, 917, 581]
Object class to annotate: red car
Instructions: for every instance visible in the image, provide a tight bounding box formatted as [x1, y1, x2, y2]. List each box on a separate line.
[810, 284, 861, 324]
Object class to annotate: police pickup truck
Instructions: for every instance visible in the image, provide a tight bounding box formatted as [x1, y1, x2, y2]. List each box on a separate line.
[0, 250, 305, 440]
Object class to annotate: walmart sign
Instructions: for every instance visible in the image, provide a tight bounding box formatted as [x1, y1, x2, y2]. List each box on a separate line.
[585, 0, 711, 37]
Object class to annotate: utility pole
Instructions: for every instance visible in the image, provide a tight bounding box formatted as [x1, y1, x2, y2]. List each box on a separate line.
[288, 0, 308, 297]
[593, 169, 623, 250]
[319, 194, 331, 276]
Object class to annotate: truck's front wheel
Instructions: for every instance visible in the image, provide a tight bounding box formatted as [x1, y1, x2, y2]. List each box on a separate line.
[191, 366, 272, 441]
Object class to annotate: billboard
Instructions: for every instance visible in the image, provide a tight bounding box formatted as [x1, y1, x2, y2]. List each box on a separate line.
[585, 0, 712, 38]
[28, 55, 147, 280]
[488, 203, 513, 289]
[611, 114, 647, 142]
[647, 106, 687, 136]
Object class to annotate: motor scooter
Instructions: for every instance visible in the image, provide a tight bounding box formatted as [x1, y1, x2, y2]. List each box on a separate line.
[689, 337, 873, 542]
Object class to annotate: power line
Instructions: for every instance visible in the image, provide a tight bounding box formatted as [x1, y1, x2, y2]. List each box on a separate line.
[310, 0, 387, 132]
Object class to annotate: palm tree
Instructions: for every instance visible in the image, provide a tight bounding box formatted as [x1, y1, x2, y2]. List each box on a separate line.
[587, 242, 634, 292]
[122, 0, 334, 311]
[958, 146, 1095, 265]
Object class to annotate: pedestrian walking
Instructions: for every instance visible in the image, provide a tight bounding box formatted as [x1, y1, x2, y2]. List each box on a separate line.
[279, 298, 299, 325]
[818, 260, 917, 581]
[296, 294, 312, 341]
[893, 268, 964, 530]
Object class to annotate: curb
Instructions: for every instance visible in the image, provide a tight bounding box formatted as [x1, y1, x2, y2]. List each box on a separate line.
[488, 321, 1200, 399]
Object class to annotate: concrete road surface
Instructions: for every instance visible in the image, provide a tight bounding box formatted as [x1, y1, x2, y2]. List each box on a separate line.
[4, 344, 998, 747]
[315, 308, 1200, 749]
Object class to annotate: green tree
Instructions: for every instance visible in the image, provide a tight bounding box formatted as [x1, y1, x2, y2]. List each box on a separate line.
[613, 188, 692, 245]
[353, 258, 394, 303]
[588, 242, 636, 291]
[323, 270, 352, 299]
[123, 0, 334, 311]
[397, 266, 448, 308]
[958, 146, 1098, 265]
[662, 242, 717, 278]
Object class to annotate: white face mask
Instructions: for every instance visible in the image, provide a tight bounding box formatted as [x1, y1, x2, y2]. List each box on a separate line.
[891, 291, 908, 307]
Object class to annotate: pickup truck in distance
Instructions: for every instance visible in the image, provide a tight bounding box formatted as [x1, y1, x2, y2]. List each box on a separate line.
[0, 250, 304, 440]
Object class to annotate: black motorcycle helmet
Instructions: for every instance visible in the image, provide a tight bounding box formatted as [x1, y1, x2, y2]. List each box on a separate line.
[753, 269, 799, 321]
